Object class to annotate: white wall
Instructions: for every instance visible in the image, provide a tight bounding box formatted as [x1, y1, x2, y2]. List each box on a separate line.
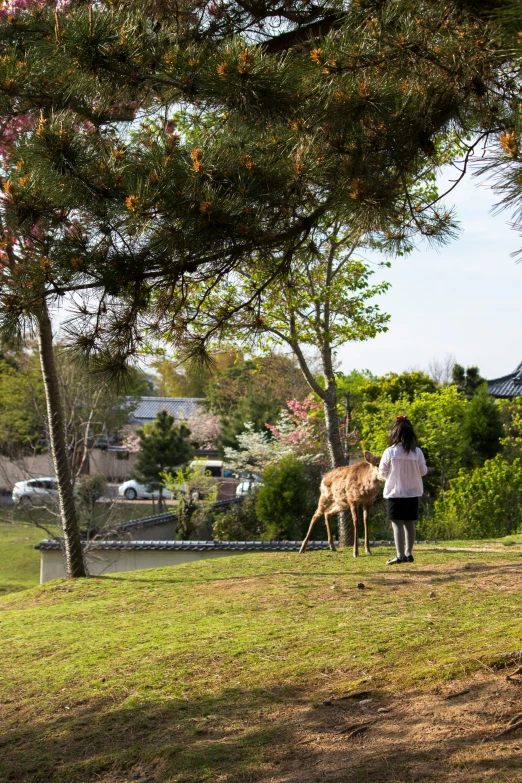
[0, 454, 54, 490]
[40, 547, 250, 583]
[89, 451, 138, 482]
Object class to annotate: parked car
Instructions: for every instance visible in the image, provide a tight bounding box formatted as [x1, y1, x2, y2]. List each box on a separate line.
[190, 459, 234, 478]
[235, 472, 262, 497]
[12, 477, 58, 505]
[117, 479, 173, 501]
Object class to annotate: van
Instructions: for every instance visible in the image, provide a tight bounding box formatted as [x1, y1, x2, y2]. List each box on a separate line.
[189, 459, 233, 479]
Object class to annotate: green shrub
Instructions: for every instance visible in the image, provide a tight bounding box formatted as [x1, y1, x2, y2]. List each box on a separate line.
[212, 490, 265, 541]
[429, 455, 522, 539]
[76, 474, 107, 535]
[462, 384, 503, 467]
[256, 454, 309, 540]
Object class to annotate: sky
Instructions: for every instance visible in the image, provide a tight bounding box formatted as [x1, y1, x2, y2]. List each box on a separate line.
[337, 171, 522, 382]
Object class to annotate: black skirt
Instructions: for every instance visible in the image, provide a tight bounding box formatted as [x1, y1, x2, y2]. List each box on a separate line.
[387, 497, 419, 522]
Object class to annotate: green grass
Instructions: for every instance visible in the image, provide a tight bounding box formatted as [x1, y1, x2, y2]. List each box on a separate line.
[0, 502, 169, 595]
[1, 548, 522, 782]
[0, 520, 46, 594]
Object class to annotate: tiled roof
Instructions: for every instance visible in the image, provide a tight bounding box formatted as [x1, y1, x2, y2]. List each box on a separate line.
[487, 362, 522, 399]
[36, 539, 334, 551]
[128, 397, 204, 425]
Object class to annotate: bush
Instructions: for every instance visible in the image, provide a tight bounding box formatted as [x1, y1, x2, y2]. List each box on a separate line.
[212, 490, 265, 541]
[163, 462, 219, 540]
[428, 455, 522, 540]
[256, 454, 309, 540]
[75, 474, 107, 535]
[462, 384, 503, 467]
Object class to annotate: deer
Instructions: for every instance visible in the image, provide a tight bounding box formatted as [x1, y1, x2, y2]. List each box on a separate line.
[299, 452, 382, 558]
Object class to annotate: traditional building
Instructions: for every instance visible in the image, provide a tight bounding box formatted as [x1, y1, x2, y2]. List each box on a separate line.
[487, 362, 522, 400]
[128, 396, 204, 426]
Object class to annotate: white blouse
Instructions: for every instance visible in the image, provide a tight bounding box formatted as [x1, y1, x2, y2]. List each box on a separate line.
[378, 444, 427, 499]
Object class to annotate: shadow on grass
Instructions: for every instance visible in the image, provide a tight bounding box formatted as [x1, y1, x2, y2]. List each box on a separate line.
[0, 679, 519, 783]
[0, 686, 296, 783]
[91, 557, 522, 588]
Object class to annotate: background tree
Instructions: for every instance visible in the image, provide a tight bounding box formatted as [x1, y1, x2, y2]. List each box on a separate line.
[133, 411, 194, 510]
[428, 355, 457, 386]
[355, 371, 437, 405]
[164, 461, 219, 539]
[0, 345, 46, 457]
[359, 381, 505, 512]
[0, 0, 518, 567]
[256, 454, 309, 541]
[205, 353, 309, 449]
[462, 384, 503, 466]
[0, 0, 504, 371]
[152, 352, 238, 398]
[52, 348, 149, 482]
[498, 397, 522, 462]
[212, 490, 264, 542]
[222, 422, 290, 476]
[74, 474, 108, 540]
[431, 455, 522, 540]
[180, 223, 391, 546]
[452, 364, 485, 398]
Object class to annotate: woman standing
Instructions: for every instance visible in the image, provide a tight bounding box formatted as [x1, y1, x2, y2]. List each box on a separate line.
[378, 416, 427, 565]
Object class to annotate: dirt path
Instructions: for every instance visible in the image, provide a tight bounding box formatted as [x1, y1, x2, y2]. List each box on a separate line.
[268, 671, 522, 783]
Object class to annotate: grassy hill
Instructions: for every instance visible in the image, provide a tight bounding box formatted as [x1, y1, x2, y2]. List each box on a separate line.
[0, 503, 163, 595]
[1, 547, 522, 783]
[0, 521, 45, 594]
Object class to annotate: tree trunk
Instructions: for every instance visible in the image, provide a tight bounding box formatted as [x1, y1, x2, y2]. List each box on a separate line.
[37, 301, 87, 578]
[322, 384, 354, 549]
[288, 333, 355, 549]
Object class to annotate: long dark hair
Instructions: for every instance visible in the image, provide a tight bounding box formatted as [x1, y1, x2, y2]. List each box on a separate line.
[389, 416, 417, 453]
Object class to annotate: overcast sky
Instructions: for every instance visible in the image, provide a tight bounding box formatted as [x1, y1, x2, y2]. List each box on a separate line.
[337, 170, 522, 382]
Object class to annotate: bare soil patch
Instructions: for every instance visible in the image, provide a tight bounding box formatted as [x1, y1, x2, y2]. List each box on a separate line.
[81, 670, 522, 783]
[267, 671, 522, 783]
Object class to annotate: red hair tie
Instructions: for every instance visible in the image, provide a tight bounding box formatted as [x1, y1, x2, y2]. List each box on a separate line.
[396, 415, 409, 421]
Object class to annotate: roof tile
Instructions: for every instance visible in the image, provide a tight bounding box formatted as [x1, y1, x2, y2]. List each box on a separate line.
[129, 397, 204, 425]
[487, 362, 522, 399]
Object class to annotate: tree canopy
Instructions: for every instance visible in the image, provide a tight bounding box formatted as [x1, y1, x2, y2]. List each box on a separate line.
[0, 0, 519, 371]
[133, 410, 195, 507]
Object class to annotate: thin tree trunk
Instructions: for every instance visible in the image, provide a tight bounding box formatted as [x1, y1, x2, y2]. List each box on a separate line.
[37, 301, 87, 578]
[285, 329, 354, 549]
[322, 384, 353, 549]
[323, 385, 345, 467]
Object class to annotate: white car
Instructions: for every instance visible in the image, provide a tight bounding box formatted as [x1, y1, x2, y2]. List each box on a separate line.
[12, 477, 58, 505]
[235, 473, 262, 497]
[117, 479, 173, 501]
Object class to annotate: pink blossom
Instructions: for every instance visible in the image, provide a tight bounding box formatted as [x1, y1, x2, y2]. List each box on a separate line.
[266, 396, 326, 455]
[0, 115, 36, 161]
[208, 2, 223, 17]
[0, 1, 71, 12]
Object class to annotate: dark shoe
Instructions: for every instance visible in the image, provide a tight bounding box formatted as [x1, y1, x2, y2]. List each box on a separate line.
[386, 556, 406, 565]
[405, 555, 414, 563]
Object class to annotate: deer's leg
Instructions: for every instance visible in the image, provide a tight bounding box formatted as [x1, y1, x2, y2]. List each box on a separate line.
[363, 503, 372, 555]
[299, 509, 323, 554]
[324, 513, 336, 552]
[349, 502, 359, 558]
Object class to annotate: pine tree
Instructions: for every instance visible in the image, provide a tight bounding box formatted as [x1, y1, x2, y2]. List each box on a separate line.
[133, 411, 194, 510]
[0, 1, 519, 370]
[0, 0, 519, 563]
